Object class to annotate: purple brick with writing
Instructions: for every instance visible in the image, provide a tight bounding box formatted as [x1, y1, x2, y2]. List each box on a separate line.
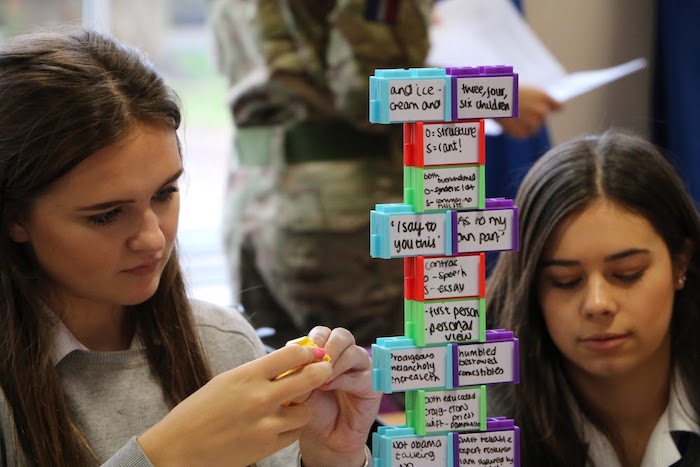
[446, 66, 519, 120]
[450, 331, 520, 386]
[450, 419, 520, 467]
[450, 201, 520, 254]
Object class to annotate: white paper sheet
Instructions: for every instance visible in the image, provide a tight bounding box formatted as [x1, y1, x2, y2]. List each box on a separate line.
[428, 0, 647, 135]
[543, 58, 648, 103]
[428, 0, 566, 85]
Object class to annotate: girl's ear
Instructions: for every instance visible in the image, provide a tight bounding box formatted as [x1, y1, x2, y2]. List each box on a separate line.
[674, 239, 694, 290]
[8, 221, 29, 243]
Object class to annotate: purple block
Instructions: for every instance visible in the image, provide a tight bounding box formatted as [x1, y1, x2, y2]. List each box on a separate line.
[513, 206, 520, 252]
[486, 417, 514, 430]
[450, 334, 520, 386]
[486, 329, 514, 341]
[445, 65, 515, 77]
[454, 423, 521, 467]
[485, 197, 514, 209]
[447, 66, 519, 120]
[450, 203, 519, 254]
[484, 332, 521, 385]
[446, 66, 482, 76]
[483, 203, 519, 253]
[450, 432, 460, 466]
[488, 424, 522, 467]
[481, 65, 515, 75]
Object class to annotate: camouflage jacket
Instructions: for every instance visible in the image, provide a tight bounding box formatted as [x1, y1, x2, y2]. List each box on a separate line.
[209, 0, 433, 130]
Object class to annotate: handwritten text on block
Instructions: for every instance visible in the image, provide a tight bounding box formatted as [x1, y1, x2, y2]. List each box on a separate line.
[391, 436, 448, 467]
[423, 121, 481, 166]
[423, 166, 480, 211]
[424, 388, 482, 433]
[390, 347, 448, 391]
[458, 341, 515, 386]
[423, 255, 481, 300]
[423, 298, 482, 345]
[455, 76, 515, 119]
[458, 431, 516, 466]
[390, 214, 446, 257]
[388, 79, 446, 122]
[455, 210, 514, 253]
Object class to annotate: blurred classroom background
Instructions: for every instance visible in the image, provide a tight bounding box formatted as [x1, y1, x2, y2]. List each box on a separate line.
[0, 0, 655, 307]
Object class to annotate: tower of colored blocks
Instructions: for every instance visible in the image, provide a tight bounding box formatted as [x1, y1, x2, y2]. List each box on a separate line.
[368, 66, 521, 466]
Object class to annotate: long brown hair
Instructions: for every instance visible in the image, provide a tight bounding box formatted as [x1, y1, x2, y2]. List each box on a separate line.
[0, 29, 212, 466]
[486, 130, 700, 465]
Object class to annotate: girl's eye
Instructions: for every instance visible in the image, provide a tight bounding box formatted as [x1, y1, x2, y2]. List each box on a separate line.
[615, 270, 644, 283]
[153, 186, 178, 203]
[87, 208, 122, 226]
[551, 277, 581, 289]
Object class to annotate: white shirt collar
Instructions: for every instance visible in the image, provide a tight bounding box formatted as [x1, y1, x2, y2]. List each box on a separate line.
[572, 372, 700, 466]
[51, 315, 90, 366]
[48, 308, 143, 366]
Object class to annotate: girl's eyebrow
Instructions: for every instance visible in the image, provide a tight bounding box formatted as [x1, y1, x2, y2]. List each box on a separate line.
[76, 167, 184, 212]
[541, 248, 651, 268]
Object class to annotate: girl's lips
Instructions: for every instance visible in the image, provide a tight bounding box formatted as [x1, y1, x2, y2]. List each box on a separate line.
[581, 333, 630, 351]
[125, 261, 159, 275]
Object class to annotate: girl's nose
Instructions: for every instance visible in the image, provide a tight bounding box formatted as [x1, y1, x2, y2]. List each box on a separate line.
[127, 210, 165, 252]
[581, 275, 618, 319]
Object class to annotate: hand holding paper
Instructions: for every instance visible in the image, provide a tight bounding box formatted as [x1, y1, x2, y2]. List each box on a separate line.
[429, 0, 647, 135]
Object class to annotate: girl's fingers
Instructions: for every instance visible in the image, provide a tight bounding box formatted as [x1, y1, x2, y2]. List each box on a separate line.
[268, 410, 307, 455]
[275, 360, 333, 402]
[285, 390, 313, 406]
[336, 345, 371, 374]
[321, 346, 372, 390]
[280, 401, 311, 429]
[259, 343, 327, 381]
[307, 326, 332, 348]
[312, 327, 355, 362]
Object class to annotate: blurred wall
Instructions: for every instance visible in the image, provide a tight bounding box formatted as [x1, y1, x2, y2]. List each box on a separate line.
[524, 0, 655, 145]
[110, 0, 169, 63]
[0, 0, 169, 65]
[0, 0, 81, 36]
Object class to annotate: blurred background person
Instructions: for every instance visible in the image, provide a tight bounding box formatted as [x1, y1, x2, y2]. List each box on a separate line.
[209, 0, 432, 349]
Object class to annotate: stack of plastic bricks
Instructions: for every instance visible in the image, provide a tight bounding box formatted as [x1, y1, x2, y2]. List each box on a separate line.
[368, 66, 521, 467]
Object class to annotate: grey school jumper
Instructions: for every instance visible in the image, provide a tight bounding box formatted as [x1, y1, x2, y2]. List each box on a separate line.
[0, 300, 297, 466]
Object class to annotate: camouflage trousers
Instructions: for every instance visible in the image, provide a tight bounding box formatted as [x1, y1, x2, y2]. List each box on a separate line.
[223, 124, 406, 349]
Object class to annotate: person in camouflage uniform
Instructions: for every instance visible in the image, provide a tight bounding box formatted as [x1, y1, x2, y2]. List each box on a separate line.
[209, 0, 432, 349]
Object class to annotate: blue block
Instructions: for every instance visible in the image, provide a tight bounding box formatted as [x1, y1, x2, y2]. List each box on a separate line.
[370, 68, 451, 124]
